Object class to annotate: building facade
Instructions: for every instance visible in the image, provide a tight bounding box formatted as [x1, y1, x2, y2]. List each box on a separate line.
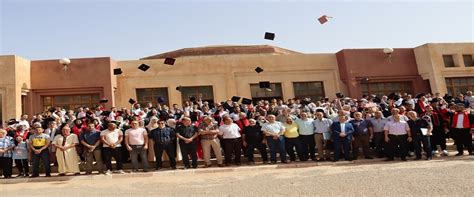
[0, 43, 472, 127]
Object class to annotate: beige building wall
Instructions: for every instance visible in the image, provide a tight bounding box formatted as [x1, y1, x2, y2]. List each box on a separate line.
[414, 43, 474, 95]
[0, 55, 31, 127]
[115, 53, 341, 108]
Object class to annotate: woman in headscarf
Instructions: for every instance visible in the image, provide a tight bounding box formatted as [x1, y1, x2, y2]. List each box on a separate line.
[145, 117, 159, 161]
[52, 125, 80, 176]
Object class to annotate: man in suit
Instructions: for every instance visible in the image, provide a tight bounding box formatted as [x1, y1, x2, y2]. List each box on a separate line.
[331, 115, 354, 162]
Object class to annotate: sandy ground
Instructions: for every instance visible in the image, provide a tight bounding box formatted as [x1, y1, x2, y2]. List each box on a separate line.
[1, 158, 473, 197]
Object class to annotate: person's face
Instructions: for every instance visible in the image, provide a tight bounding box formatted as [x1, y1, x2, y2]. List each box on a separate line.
[267, 116, 275, 122]
[300, 113, 307, 119]
[62, 127, 71, 136]
[158, 121, 166, 128]
[393, 114, 400, 121]
[0, 132, 5, 138]
[354, 113, 362, 120]
[131, 121, 139, 128]
[375, 111, 382, 118]
[339, 116, 347, 122]
[87, 124, 95, 131]
[108, 123, 116, 130]
[316, 113, 323, 119]
[183, 119, 191, 126]
[249, 120, 256, 126]
[36, 127, 44, 134]
[286, 118, 293, 124]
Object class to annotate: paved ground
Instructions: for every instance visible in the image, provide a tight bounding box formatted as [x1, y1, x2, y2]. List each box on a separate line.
[1, 156, 473, 197]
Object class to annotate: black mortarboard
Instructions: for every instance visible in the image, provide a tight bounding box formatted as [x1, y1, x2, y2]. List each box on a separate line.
[7, 119, 19, 125]
[138, 64, 150, 72]
[176, 86, 182, 91]
[242, 98, 252, 105]
[231, 96, 241, 102]
[415, 93, 425, 99]
[101, 111, 112, 116]
[388, 92, 400, 100]
[259, 81, 270, 89]
[264, 32, 275, 40]
[336, 92, 344, 99]
[128, 98, 136, 104]
[99, 98, 108, 103]
[157, 96, 165, 103]
[164, 58, 175, 65]
[189, 96, 196, 102]
[255, 67, 264, 73]
[429, 98, 439, 104]
[113, 68, 123, 75]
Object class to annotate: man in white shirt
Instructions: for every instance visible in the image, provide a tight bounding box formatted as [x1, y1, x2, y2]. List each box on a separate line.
[100, 122, 125, 174]
[125, 121, 149, 172]
[18, 114, 30, 130]
[219, 116, 242, 166]
[313, 112, 333, 161]
[295, 112, 315, 161]
[262, 115, 288, 164]
[384, 114, 412, 161]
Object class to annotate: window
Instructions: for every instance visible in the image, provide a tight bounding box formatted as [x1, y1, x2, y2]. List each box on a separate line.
[361, 82, 412, 97]
[179, 86, 214, 104]
[250, 83, 283, 101]
[443, 55, 455, 67]
[42, 94, 100, 111]
[463, 54, 473, 67]
[136, 88, 169, 107]
[445, 77, 474, 96]
[293, 81, 325, 101]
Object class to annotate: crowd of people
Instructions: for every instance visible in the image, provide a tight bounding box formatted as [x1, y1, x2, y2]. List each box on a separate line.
[0, 91, 473, 179]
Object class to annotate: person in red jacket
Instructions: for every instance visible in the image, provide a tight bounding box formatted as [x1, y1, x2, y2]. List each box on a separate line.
[449, 104, 474, 156]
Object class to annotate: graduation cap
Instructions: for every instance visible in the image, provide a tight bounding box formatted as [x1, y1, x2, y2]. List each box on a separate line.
[189, 96, 196, 102]
[255, 67, 264, 73]
[242, 98, 252, 105]
[100, 111, 112, 116]
[336, 92, 344, 99]
[387, 92, 400, 100]
[259, 81, 271, 89]
[138, 64, 150, 72]
[99, 98, 108, 103]
[264, 32, 275, 40]
[164, 58, 176, 65]
[231, 96, 241, 102]
[429, 98, 440, 104]
[113, 68, 123, 75]
[7, 119, 19, 125]
[176, 86, 182, 91]
[157, 96, 165, 103]
[415, 93, 425, 99]
[318, 15, 332, 24]
[128, 98, 136, 105]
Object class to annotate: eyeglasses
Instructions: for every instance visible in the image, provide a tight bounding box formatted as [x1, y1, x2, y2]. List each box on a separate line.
[158, 122, 165, 125]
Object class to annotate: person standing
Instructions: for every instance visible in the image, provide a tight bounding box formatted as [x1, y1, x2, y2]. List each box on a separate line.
[101, 122, 125, 174]
[176, 117, 199, 169]
[125, 121, 149, 172]
[80, 123, 104, 174]
[313, 112, 333, 161]
[0, 129, 15, 178]
[283, 118, 303, 162]
[384, 114, 412, 161]
[198, 116, 224, 167]
[369, 111, 389, 158]
[406, 111, 432, 160]
[349, 112, 373, 160]
[12, 127, 29, 177]
[295, 112, 315, 161]
[262, 115, 288, 164]
[28, 124, 51, 177]
[331, 115, 354, 162]
[149, 120, 177, 170]
[243, 119, 268, 165]
[219, 116, 242, 166]
[449, 104, 473, 156]
[52, 126, 81, 176]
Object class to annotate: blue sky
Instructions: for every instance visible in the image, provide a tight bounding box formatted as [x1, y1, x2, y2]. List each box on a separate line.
[0, 0, 472, 60]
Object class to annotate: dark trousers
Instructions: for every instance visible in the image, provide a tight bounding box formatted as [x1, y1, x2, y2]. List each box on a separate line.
[451, 128, 473, 154]
[333, 137, 351, 161]
[352, 135, 371, 159]
[413, 135, 432, 159]
[15, 159, 29, 175]
[32, 149, 51, 176]
[103, 147, 123, 171]
[247, 141, 268, 162]
[373, 132, 385, 157]
[385, 134, 408, 159]
[154, 144, 176, 168]
[299, 135, 315, 161]
[285, 137, 303, 161]
[266, 136, 287, 162]
[431, 126, 447, 150]
[179, 142, 198, 168]
[15, 159, 30, 174]
[0, 157, 13, 178]
[223, 138, 242, 165]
